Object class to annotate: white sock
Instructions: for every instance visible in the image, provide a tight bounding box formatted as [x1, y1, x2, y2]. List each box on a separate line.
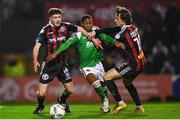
[136, 105, 143, 108]
[117, 100, 125, 105]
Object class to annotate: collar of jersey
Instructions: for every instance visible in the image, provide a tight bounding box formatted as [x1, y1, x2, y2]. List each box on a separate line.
[49, 21, 55, 27]
[121, 24, 132, 31]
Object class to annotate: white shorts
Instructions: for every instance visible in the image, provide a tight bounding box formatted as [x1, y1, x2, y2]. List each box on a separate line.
[80, 62, 105, 82]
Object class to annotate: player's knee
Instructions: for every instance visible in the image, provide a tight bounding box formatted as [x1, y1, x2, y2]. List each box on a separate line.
[36, 90, 39, 95]
[37, 91, 46, 97]
[66, 87, 74, 95]
[103, 74, 113, 81]
[86, 73, 98, 84]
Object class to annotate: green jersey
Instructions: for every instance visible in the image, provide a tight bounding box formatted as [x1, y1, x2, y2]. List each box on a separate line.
[55, 32, 115, 68]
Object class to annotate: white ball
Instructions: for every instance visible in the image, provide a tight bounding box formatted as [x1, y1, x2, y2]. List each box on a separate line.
[49, 104, 65, 119]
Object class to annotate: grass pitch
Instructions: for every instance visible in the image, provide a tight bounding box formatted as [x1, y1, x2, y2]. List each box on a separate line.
[0, 102, 180, 119]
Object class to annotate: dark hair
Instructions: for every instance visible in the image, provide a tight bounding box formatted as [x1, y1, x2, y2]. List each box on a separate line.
[48, 8, 63, 17]
[81, 15, 92, 23]
[116, 6, 132, 25]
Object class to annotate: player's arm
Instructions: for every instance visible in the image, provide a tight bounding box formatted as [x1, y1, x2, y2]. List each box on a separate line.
[46, 36, 78, 62]
[88, 27, 121, 39]
[33, 43, 41, 73]
[97, 33, 115, 44]
[64, 22, 89, 38]
[96, 27, 121, 35]
[55, 36, 77, 55]
[97, 33, 125, 49]
[33, 28, 45, 73]
[77, 26, 89, 38]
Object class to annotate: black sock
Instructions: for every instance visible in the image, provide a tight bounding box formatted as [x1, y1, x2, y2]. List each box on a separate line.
[125, 83, 141, 106]
[37, 96, 45, 107]
[105, 81, 122, 102]
[59, 91, 71, 103]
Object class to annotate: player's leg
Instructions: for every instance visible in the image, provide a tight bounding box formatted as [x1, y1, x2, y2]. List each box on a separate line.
[96, 63, 123, 113]
[103, 68, 126, 113]
[80, 64, 110, 113]
[87, 73, 107, 100]
[86, 73, 110, 113]
[33, 61, 57, 114]
[57, 64, 74, 113]
[33, 83, 47, 114]
[105, 81, 125, 113]
[57, 81, 74, 113]
[123, 78, 144, 112]
[58, 82, 74, 103]
[105, 81, 122, 102]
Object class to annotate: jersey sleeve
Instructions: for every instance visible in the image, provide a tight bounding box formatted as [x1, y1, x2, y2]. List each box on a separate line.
[55, 33, 79, 55]
[63, 22, 78, 32]
[95, 27, 121, 37]
[35, 28, 45, 44]
[97, 33, 115, 45]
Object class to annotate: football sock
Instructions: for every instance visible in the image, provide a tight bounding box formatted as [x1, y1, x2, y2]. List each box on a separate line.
[92, 80, 107, 100]
[59, 91, 72, 103]
[136, 105, 143, 108]
[105, 80, 122, 103]
[117, 100, 125, 105]
[125, 83, 141, 106]
[37, 96, 45, 108]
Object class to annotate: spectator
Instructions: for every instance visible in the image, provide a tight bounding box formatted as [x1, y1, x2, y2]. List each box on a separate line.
[160, 61, 175, 74]
[3, 54, 26, 77]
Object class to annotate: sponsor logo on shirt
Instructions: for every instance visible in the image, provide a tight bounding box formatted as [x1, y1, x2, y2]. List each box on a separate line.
[49, 36, 65, 42]
[86, 41, 94, 48]
[48, 32, 53, 35]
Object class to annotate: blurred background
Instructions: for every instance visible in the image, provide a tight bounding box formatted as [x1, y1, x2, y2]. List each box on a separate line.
[0, 0, 180, 103]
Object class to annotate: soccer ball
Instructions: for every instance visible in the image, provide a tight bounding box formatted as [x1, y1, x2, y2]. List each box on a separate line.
[49, 104, 65, 119]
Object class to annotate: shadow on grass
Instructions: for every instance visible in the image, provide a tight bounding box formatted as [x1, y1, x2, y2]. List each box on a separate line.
[65, 109, 149, 119]
[32, 111, 50, 119]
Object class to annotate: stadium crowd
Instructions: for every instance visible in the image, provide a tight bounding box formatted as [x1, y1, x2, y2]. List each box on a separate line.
[65, 1, 180, 75]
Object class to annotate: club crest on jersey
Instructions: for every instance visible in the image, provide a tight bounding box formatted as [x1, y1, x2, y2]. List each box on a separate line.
[42, 73, 49, 80]
[63, 68, 71, 80]
[59, 26, 66, 32]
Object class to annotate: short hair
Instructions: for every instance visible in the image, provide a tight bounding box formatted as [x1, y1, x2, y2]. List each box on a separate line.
[48, 8, 63, 17]
[81, 15, 92, 23]
[116, 6, 133, 24]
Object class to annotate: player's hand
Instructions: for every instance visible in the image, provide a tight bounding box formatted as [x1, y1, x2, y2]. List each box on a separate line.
[33, 60, 40, 73]
[46, 53, 57, 62]
[88, 31, 96, 39]
[92, 38, 103, 49]
[114, 41, 126, 49]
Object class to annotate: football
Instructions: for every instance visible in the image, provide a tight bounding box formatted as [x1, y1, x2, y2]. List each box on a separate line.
[49, 104, 65, 119]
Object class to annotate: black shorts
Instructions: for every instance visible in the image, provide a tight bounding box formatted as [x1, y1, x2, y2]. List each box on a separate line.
[39, 61, 72, 84]
[114, 62, 140, 81]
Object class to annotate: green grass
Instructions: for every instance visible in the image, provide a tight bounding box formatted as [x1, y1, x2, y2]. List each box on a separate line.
[0, 102, 180, 119]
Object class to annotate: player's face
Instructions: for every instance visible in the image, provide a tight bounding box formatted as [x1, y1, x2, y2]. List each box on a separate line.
[114, 15, 125, 27]
[50, 14, 62, 27]
[81, 18, 93, 32]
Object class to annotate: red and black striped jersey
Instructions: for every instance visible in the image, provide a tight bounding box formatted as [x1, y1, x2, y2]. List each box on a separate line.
[95, 24, 146, 71]
[36, 21, 78, 64]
